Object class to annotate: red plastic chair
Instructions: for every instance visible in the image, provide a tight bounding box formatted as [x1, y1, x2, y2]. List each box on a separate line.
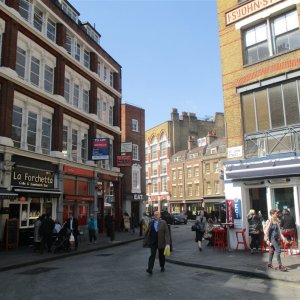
[235, 228, 248, 251]
[213, 228, 227, 250]
[281, 230, 298, 256]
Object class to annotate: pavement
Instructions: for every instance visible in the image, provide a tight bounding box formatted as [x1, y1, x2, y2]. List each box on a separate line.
[0, 228, 300, 283]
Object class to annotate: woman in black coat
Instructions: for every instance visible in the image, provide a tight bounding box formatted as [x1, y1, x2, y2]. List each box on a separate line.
[247, 209, 262, 254]
[194, 210, 207, 251]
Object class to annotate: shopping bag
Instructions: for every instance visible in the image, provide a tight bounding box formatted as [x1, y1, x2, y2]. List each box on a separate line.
[164, 245, 170, 257]
[69, 232, 75, 243]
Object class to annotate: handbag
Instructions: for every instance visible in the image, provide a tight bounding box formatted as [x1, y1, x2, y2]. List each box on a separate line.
[191, 225, 196, 231]
[69, 232, 75, 243]
[164, 245, 170, 257]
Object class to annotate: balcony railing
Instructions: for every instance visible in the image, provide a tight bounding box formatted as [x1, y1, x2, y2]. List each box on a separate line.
[244, 126, 300, 158]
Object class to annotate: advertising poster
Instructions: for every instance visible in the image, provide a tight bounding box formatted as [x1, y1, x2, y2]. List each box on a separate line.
[233, 199, 242, 229]
[226, 199, 234, 227]
[92, 138, 110, 160]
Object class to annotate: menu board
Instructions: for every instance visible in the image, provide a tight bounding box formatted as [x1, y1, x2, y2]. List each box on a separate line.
[5, 219, 19, 250]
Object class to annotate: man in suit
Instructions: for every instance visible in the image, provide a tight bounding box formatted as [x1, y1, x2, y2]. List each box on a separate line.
[66, 212, 79, 250]
[146, 211, 170, 275]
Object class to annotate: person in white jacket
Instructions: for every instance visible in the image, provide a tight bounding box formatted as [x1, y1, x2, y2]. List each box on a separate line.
[263, 209, 287, 271]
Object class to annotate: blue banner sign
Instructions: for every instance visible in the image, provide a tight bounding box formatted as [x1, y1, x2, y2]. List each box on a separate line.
[92, 138, 110, 160]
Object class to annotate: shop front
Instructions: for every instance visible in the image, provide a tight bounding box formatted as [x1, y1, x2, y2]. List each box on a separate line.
[9, 157, 60, 245]
[204, 196, 225, 215]
[224, 155, 300, 249]
[96, 173, 122, 231]
[63, 166, 95, 225]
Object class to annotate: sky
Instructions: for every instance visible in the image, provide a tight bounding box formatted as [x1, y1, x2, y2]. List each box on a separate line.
[70, 0, 224, 130]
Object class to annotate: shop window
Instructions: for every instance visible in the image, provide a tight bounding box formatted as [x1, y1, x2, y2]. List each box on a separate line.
[77, 180, 89, 195]
[64, 178, 76, 194]
[273, 187, 295, 219]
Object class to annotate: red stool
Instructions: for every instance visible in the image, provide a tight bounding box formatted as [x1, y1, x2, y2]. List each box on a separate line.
[236, 228, 248, 251]
[213, 228, 227, 250]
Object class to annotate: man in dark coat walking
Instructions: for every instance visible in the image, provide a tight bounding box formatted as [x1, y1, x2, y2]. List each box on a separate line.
[145, 211, 170, 275]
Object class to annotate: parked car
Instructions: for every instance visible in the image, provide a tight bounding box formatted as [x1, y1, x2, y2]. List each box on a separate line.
[172, 213, 187, 225]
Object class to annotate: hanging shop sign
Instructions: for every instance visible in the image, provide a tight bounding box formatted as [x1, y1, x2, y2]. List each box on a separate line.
[92, 138, 110, 160]
[11, 166, 54, 189]
[121, 142, 133, 153]
[117, 155, 132, 167]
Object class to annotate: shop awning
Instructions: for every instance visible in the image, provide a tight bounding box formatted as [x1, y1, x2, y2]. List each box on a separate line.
[0, 188, 18, 199]
[225, 157, 300, 181]
[14, 188, 61, 194]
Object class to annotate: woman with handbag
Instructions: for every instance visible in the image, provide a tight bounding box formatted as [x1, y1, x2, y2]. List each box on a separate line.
[194, 210, 207, 251]
[247, 209, 262, 254]
[264, 209, 287, 271]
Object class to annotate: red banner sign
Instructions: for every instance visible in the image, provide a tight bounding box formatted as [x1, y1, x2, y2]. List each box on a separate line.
[117, 155, 132, 167]
[226, 199, 235, 228]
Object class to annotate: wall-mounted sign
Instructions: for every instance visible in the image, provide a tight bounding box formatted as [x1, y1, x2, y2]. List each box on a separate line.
[121, 142, 133, 153]
[11, 166, 54, 189]
[226, 199, 235, 226]
[233, 199, 242, 229]
[134, 194, 144, 201]
[64, 166, 93, 177]
[117, 155, 132, 167]
[225, 0, 283, 25]
[92, 138, 110, 160]
[227, 146, 243, 159]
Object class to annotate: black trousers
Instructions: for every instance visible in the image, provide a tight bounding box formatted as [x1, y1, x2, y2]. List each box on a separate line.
[148, 245, 165, 271]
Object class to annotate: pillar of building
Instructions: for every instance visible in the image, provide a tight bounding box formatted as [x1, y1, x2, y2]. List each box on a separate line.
[2, 19, 18, 69]
[0, 80, 14, 137]
[52, 106, 63, 152]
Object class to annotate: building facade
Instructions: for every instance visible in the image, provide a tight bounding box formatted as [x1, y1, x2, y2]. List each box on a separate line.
[0, 0, 123, 245]
[145, 108, 225, 213]
[218, 0, 300, 247]
[169, 133, 226, 216]
[120, 103, 146, 225]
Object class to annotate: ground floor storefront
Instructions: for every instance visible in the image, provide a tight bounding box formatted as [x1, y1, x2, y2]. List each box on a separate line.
[224, 154, 300, 249]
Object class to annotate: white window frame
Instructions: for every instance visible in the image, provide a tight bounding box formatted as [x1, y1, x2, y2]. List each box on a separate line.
[243, 9, 300, 65]
[132, 119, 139, 132]
[65, 67, 91, 113]
[161, 176, 167, 193]
[16, 34, 56, 93]
[161, 159, 167, 174]
[132, 144, 139, 161]
[12, 93, 53, 155]
[63, 115, 89, 163]
[132, 164, 141, 193]
[194, 166, 199, 177]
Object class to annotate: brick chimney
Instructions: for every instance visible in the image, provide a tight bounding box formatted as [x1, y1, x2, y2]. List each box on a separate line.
[207, 130, 217, 144]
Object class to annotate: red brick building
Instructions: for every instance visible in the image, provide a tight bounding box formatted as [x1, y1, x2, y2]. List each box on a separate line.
[120, 103, 146, 224]
[0, 0, 122, 244]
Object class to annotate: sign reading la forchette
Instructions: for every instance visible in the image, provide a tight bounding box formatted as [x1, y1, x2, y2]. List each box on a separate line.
[11, 166, 54, 189]
[225, 0, 284, 25]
